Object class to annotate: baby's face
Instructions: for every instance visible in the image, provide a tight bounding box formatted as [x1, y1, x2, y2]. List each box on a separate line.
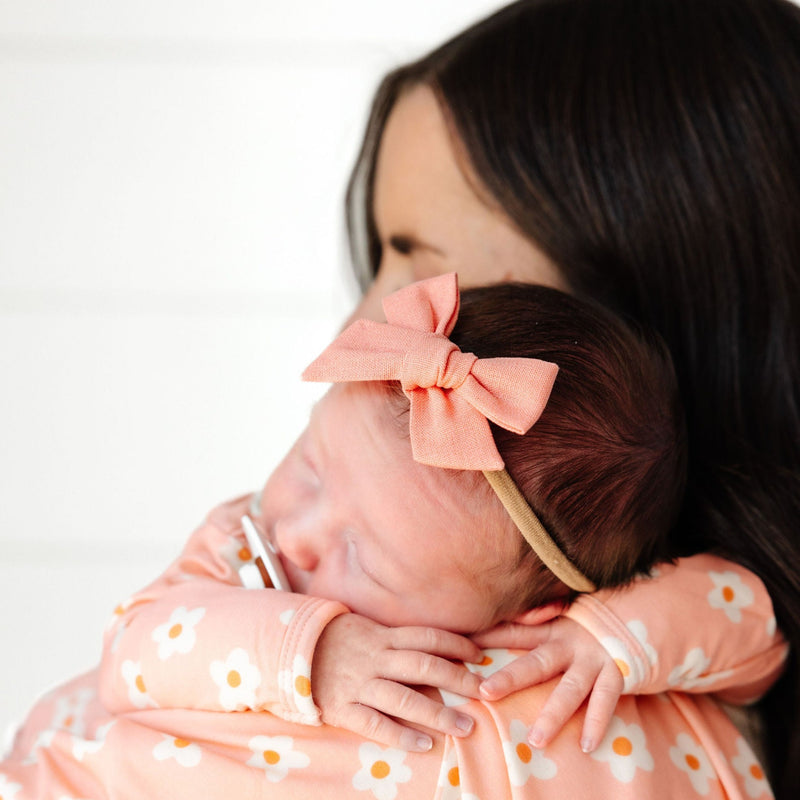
[259, 382, 523, 633]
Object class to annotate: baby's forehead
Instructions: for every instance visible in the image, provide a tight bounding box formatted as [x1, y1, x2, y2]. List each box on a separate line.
[327, 380, 522, 576]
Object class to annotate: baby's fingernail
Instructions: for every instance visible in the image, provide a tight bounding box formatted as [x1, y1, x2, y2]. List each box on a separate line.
[480, 675, 506, 698]
[580, 737, 595, 753]
[415, 735, 433, 752]
[455, 715, 474, 734]
[528, 727, 545, 747]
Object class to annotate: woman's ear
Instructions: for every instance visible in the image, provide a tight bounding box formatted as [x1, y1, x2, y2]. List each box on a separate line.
[511, 600, 565, 626]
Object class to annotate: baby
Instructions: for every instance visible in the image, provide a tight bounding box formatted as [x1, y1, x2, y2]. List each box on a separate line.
[1, 275, 782, 799]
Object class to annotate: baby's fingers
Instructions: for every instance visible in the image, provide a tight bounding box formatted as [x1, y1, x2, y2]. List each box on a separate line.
[525, 665, 598, 747]
[577, 662, 625, 753]
[479, 645, 568, 701]
[329, 701, 436, 753]
[471, 622, 553, 651]
[356, 679, 475, 748]
[377, 649, 483, 699]
[389, 626, 483, 664]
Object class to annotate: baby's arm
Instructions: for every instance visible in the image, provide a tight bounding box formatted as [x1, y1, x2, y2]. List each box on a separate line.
[474, 554, 787, 751]
[99, 494, 484, 748]
[98, 496, 349, 724]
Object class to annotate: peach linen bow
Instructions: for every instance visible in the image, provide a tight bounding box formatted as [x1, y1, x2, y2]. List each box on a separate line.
[302, 273, 559, 471]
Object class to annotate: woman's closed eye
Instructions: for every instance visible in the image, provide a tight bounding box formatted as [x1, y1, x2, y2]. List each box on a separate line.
[388, 235, 414, 255]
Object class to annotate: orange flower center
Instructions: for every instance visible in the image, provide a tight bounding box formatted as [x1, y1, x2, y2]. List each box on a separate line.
[294, 675, 312, 697]
[227, 670, 242, 688]
[722, 586, 735, 603]
[614, 658, 631, 677]
[448, 766, 460, 787]
[371, 760, 391, 779]
[169, 624, 183, 639]
[516, 742, 533, 764]
[612, 737, 633, 757]
[685, 754, 701, 771]
[263, 750, 281, 765]
[135, 675, 147, 694]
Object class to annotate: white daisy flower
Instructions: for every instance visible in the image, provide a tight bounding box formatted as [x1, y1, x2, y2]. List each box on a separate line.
[669, 732, 717, 795]
[591, 716, 654, 783]
[352, 742, 412, 800]
[436, 747, 465, 799]
[279, 609, 296, 626]
[464, 649, 516, 679]
[626, 620, 659, 666]
[151, 606, 206, 660]
[707, 571, 754, 623]
[599, 636, 642, 692]
[153, 735, 203, 768]
[72, 721, 115, 761]
[667, 647, 733, 689]
[502, 719, 557, 785]
[247, 735, 310, 782]
[219, 534, 256, 574]
[121, 660, 157, 709]
[51, 688, 95, 737]
[105, 597, 134, 632]
[277, 654, 316, 719]
[209, 648, 261, 711]
[730, 737, 771, 798]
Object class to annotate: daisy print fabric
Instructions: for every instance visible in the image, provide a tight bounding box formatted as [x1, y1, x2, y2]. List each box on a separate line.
[0, 498, 780, 798]
[564, 554, 787, 699]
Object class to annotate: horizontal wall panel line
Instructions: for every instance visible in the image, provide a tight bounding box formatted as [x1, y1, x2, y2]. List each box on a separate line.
[0, 287, 355, 317]
[0, 35, 407, 65]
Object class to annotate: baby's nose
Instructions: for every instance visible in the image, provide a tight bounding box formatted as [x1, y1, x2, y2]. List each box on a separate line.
[273, 518, 320, 573]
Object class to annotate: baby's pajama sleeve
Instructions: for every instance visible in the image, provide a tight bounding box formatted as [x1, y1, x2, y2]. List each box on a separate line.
[563, 553, 788, 701]
[97, 495, 348, 725]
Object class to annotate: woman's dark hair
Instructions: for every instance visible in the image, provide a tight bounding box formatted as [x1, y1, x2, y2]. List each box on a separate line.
[346, 1, 800, 794]
[452, 284, 686, 608]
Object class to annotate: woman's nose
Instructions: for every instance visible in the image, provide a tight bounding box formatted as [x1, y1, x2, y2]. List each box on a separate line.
[342, 259, 413, 327]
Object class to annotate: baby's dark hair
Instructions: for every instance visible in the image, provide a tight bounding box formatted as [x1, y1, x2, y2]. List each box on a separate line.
[450, 283, 687, 607]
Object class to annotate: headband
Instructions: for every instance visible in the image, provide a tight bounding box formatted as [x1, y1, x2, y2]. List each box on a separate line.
[302, 273, 596, 593]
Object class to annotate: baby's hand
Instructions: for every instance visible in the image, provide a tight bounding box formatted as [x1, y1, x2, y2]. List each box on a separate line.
[312, 613, 484, 752]
[473, 616, 623, 753]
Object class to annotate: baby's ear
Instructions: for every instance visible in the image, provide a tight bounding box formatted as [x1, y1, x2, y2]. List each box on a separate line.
[511, 601, 564, 626]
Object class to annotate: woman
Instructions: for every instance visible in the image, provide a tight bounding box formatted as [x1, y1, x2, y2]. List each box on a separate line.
[344, 0, 800, 796]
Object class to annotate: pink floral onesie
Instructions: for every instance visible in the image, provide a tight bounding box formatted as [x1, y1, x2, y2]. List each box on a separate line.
[0, 493, 787, 799]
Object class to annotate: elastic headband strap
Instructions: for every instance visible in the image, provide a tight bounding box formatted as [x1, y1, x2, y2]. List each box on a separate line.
[483, 469, 597, 593]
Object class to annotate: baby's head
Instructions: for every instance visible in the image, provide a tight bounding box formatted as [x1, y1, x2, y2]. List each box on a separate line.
[260, 276, 685, 633]
[451, 282, 686, 612]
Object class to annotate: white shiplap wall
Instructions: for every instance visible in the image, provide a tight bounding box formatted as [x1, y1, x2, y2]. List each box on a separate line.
[0, 0, 501, 734]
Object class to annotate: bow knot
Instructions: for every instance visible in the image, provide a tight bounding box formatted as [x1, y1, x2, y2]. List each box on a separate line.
[400, 335, 477, 392]
[303, 273, 558, 471]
